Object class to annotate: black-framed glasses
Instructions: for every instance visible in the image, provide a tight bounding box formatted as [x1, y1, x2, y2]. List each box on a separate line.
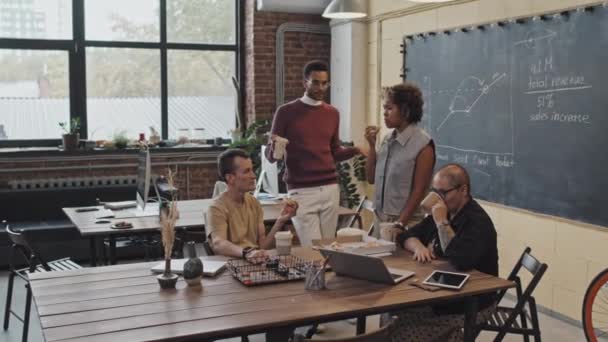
[306, 79, 330, 89]
[431, 185, 461, 199]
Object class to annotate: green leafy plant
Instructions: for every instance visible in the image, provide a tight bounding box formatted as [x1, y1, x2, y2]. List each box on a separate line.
[113, 130, 129, 149]
[337, 161, 361, 209]
[229, 119, 271, 177]
[353, 155, 367, 182]
[58, 118, 81, 135]
[337, 144, 367, 209]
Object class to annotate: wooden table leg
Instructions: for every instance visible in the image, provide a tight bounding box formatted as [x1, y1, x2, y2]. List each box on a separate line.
[463, 297, 479, 342]
[89, 237, 97, 267]
[356, 315, 366, 335]
[109, 236, 116, 265]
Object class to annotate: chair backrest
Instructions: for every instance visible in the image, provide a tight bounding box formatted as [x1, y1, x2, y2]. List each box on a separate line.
[4, 221, 51, 272]
[202, 240, 215, 256]
[497, 246, 548, 304]
[212, 181, 227, 198]
[299, 319, 394, 342]
[342, 196, 374, 229]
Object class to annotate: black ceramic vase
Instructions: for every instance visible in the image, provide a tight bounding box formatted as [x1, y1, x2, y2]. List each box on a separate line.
[183, 241, 203, 286]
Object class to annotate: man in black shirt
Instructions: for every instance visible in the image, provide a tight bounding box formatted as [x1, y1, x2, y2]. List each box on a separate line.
[387, 164, 499, 341]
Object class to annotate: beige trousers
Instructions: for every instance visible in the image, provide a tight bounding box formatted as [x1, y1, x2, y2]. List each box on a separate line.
[288, 184, 340, 247]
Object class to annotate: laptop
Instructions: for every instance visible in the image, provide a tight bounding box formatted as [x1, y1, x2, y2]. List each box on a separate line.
[319, 248, 414, 285]
[150, 256, 228, 277]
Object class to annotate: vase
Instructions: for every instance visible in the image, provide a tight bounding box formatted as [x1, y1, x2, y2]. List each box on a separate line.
[62, 133, 79, 151]
[183, 241, 203, 286]
[157, 259, 178, 289]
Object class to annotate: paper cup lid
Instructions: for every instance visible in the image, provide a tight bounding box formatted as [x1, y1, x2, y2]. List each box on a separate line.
[275, 231, 293, 239]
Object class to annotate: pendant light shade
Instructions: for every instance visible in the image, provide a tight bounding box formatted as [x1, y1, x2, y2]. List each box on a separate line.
[322, 0, 367, 19]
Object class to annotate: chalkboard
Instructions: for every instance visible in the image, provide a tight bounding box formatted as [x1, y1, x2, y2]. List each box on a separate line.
[404, 5, 608, 227]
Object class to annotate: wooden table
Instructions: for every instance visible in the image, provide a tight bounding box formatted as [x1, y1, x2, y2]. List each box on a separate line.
[63, 199, 357, 266]
[29, 248, 514, 342]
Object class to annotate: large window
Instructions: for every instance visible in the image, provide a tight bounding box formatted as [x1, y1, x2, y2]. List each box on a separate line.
[0, 0, 240, 146]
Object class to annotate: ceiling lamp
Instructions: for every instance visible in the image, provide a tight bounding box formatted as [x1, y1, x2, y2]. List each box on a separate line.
[322, 0, 368, 19]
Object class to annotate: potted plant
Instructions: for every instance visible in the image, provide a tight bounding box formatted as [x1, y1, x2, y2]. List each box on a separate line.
[229, 119, 271, 177]
[113, 131, 129, 149]
[59, 118, 81, 151]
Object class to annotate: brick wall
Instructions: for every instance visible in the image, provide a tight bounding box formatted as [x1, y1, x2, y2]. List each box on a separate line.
[0, 150, 219, 202]
[244, 0, 331, 123]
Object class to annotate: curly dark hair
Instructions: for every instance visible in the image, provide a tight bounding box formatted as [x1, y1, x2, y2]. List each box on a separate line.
[303, 60, 329, 79]
[382, 82, 424, 123]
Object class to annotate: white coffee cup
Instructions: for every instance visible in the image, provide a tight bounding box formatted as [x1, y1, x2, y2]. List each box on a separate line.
[275, 231, 293, 255]
[380, 222, 400, 242]
[420, 191, 442, 214]
[273, 136, 289, 160]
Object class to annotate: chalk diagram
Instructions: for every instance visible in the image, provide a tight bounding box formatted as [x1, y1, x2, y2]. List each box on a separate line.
[436, 73, 507, 131]
[514, 27, 556, 48]
[421, 71, 513, 157]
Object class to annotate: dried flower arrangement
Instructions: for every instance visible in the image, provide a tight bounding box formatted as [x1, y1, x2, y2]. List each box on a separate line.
[157, 168, 180, 289]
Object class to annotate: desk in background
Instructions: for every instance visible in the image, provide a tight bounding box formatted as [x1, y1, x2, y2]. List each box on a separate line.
[63, 199, 357, 266]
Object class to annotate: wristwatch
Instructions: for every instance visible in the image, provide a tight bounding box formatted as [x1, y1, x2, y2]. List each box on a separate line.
[242, 246, 255, 259]
[437, 221, 450, 228]
[393, 221, 406, 230]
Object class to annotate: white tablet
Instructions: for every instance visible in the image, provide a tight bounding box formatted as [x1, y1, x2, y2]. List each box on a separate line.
[422, 270, 470, 290]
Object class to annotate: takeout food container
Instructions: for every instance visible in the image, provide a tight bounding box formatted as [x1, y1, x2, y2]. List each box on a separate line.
[312, 234, 396, 255]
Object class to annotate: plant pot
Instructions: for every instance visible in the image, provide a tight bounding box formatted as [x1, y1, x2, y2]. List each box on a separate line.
[157, 272, 179, 289]
[62, 133, 80, 151]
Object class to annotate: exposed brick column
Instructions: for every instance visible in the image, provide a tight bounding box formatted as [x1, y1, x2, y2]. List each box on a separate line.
[244, 0, 331, 124]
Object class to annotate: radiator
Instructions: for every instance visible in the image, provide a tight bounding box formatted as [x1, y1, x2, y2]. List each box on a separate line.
[9, 176, 139, 191]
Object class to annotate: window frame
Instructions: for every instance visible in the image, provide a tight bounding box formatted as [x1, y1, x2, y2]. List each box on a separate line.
[0, 0, 242, 147]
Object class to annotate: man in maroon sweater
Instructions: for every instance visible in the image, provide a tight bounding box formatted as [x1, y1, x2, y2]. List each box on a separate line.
[265, 60, 364, 246]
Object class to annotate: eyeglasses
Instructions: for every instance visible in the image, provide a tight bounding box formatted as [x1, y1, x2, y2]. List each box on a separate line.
[306, 79, 330, 89]
[431, 185, 461, 199]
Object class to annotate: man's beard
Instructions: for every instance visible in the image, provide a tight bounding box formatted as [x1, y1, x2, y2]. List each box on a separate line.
[307, 90, 325, 101]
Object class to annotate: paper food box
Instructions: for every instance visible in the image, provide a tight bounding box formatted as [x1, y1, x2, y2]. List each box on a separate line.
[312, 235, 396, 255]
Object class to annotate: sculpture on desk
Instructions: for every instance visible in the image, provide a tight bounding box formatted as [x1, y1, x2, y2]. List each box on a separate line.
[183, 241, 203, 286]
[157, 169, 180, 289]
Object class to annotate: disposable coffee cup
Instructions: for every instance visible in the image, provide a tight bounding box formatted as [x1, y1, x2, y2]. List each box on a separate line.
[273, 136, 288, 160]
[379, 222, 398, 242]
[420, 191, 442, 214]
[275, 231, 293, 255]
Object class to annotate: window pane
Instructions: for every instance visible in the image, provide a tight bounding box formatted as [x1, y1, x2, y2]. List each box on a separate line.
[86, 48, 160, 141]
[0, 0, 72, 39]
[0, 49, 69, 140]
[85, 0, 159, 42]
[168, 50, 236, 139]
[167, 0, 235, 44]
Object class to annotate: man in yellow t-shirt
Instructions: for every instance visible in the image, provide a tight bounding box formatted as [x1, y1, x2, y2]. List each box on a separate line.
[206, 148, 297, 263]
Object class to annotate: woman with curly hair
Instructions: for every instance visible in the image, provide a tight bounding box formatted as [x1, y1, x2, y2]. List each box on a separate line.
[365, 82, 435, 239]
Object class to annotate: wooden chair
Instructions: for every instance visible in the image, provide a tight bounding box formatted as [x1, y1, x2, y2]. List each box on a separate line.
[477, 247, 548, 342]
[293, 318, 396, 342]
[3, 221, 82, 342]
[202, 239, 215, 256]
[340, 196, 375, 236]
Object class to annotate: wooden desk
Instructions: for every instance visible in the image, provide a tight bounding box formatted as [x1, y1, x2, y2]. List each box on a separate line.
[63, 200, 357, 266]
[29, 248, 513, 342]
